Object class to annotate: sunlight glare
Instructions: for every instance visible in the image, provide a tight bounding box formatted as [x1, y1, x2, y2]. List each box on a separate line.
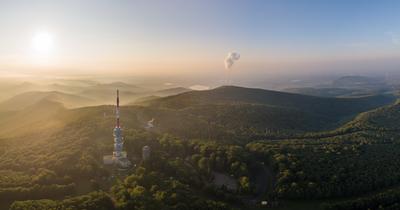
[32, 31, 54, 54]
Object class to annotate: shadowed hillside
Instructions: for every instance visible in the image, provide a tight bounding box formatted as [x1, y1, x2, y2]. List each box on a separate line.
[147, 86, 394, 114]
[340, 100, 400, 131]
[139, 86, 395, 138]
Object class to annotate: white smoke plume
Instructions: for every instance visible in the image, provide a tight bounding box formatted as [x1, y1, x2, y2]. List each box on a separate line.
[224, 52, 240, 69]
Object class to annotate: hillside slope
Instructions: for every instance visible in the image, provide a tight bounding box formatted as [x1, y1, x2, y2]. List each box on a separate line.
[147, 86, 393, 114]
[0, 91, 95, 111]
[137, 86, 396, 138]
[0, 86, 394, 139]
[340, 100, 400, 131]
[0, 99, 68, 137]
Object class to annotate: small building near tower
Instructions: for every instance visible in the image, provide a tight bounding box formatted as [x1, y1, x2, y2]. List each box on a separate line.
[142, 146, 151, 160]
[103, 155, 114, 165]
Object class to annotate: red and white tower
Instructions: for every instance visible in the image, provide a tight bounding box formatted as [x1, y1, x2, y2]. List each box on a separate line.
[104, 89, 131, 168]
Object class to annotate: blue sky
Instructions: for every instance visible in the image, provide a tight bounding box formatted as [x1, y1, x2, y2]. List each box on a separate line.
[0, 0, 400, 77]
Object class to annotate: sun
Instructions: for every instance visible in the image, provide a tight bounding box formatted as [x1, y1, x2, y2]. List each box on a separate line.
[32, 31, 54, 54]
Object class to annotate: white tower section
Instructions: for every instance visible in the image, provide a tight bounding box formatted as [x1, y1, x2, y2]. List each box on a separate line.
[113, 90, 123, 158]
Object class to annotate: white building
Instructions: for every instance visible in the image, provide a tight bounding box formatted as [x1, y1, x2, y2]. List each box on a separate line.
[142, 145, 151, 160]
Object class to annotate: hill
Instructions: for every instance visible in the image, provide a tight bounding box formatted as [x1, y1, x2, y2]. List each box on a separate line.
[78, 89, 139, 104]
[0, 91, 95, 111]
[284, 87, 353, 97]
[0, 81, 41, 102]
[136, 86, 395, 138]
[284, 87, 386, 98]
[0, 86, 394, 139]
[0, 99, 67, 137]
[127, 87, 190, 105]
[284, 76, 392, 98]
[331, 75, 386, 89]
[83, 82, 145, 92]
[76, 83, 186, 105]
[130, 95, 161, 104]
[0, 85, 399, 210]
[340, 100, 400, 131]
[152, 87, 190, 96]
[148, 86, 393, 111]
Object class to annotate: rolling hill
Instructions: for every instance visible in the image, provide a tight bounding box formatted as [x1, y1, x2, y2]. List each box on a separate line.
[284, 76, 393, 98]
[134, 86, 396, 139]
[0, 91, 95, 111]
[0, 85, 399, 210]
[127, 87, 190, 105]
[331, 75, 387, 89]
[0, 99, 67, 137]
[340, 100, 400, 131]
[146, 86, 394, 115]
[151, 87, 190, 96]
[0, 86, 394, 139]
[284, 87, 386, 98]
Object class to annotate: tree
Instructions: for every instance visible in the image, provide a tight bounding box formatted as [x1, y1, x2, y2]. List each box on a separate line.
[239, 176, 250, 193]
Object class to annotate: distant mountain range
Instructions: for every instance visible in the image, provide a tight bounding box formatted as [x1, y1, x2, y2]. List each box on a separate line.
[285, 75, 393, 97]
[331, 75, 386, 89]
[0, 80, 191, 107]
[0, 91, 95, 111]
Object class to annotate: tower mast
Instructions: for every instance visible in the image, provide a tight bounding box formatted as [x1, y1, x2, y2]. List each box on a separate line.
[103, 89, 131, 168]
[116, 89, 120, 128]
[113, 89, 123, 158]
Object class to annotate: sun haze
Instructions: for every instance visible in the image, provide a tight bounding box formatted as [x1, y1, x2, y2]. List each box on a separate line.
[32, 31, 54, 54]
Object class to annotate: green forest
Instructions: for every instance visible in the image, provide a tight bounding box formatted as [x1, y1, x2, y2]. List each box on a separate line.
[1, 86, 400, 210]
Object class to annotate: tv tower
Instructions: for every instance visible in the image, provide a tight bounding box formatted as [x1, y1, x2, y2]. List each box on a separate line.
[103, 89, 131, 168]
[113, 89, 123, 158]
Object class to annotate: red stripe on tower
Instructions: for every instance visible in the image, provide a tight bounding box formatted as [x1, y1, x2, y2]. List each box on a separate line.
[117, 89, 119, 108]
[116, 89, 120, 128]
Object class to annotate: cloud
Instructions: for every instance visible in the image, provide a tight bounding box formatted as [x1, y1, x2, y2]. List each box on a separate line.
[224, 52, 240, 69]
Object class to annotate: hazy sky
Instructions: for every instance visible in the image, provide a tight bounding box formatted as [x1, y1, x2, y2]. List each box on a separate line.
[1, 0, 400, 78]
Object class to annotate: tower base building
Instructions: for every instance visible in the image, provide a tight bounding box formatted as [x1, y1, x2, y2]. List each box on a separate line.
[103, 153, 131, 168]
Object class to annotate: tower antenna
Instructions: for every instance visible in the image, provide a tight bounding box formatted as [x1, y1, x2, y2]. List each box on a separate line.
[116, 89, 120, 128]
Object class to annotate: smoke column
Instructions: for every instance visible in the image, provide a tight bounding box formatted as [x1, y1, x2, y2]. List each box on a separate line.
[224, 52, 240, 85]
